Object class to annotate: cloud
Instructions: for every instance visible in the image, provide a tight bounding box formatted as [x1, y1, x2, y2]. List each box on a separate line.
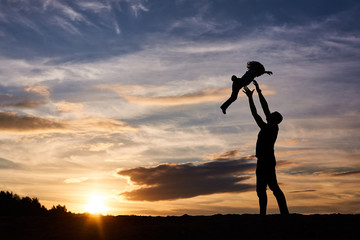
[278, 139, 307, 146]
[0, 0, 151, 58]
[67, 117, 137, 133]
[54, 101, 84, 113]
[25, 85, 51, 98]
[64, 177, 89, 184]
[44, 0, 87, 22]
[275, 150, 310, 159]
[0, 111, 65, 132]
[168, 1, 239, 36]
[76, 1, 111, 13]
[284, 164, 360, 177]
[126, 88, 230, 106]
[99, 84, 274, 106]
[1, 100, 46, 108]
[118, 156, 256, 201]
[0, 158, 22, 169]
[331, 170, 360, 177]
[51, 16, 82, 35]
[0, 85, 49, 108]
[0, 111, 136, 133]
[113, 20, 121, 34]
[289, 190, 316, 194]
[130, 2, 149, 17]
[206, 149, 246, 161]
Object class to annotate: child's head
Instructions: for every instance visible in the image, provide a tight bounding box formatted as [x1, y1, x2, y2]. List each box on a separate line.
[247, 61, 265, 76]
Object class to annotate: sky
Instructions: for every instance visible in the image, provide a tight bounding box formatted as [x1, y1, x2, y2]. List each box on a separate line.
[0, 0, 359, 216]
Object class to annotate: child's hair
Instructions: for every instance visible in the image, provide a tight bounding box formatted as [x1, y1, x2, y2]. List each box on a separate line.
[247, 61, 265, 74]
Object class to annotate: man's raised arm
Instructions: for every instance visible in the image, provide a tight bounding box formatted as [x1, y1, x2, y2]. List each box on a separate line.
[243, 87, 265, 128]
[253, 80, 271, 118]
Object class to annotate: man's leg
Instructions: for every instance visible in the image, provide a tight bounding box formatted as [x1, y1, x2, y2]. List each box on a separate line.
[268, 170, 289, 215]
[256, 168, 268, 215]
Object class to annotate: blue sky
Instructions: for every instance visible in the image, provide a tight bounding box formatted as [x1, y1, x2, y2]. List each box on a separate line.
[0, 0, 360, 215]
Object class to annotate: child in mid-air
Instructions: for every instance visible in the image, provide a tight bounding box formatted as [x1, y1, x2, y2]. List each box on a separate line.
[220, 61, 272, 114]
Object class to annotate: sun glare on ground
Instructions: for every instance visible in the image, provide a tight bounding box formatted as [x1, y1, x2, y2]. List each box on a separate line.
[84, 195, 108, 215]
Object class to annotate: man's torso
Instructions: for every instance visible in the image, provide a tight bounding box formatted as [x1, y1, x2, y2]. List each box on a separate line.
[256, 123, 278, 167]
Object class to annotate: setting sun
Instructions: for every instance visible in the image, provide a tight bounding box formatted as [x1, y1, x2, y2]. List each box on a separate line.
[84, 195, 108, 215]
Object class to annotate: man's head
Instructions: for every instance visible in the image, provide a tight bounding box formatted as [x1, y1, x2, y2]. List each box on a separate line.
[267, 111, 283, 124]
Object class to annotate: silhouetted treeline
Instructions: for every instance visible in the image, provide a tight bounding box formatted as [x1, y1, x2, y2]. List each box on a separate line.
[0, 191, 69, 216]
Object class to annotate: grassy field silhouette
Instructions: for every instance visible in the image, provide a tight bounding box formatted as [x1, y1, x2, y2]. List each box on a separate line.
[1, 214, 359, 240]
[1, 191, 359, 240]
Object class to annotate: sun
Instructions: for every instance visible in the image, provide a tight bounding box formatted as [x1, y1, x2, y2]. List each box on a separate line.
[84, 195, 108, 215]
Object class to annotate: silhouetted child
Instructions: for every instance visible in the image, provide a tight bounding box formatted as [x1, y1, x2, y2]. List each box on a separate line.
[220, 61, 272, 114]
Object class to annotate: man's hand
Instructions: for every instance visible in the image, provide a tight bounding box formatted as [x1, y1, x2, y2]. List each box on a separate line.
[265, 71, 273, 75]
[243, 86, 254, 97]
[254, 81, 270, 117]
[253, 80, 261, 92]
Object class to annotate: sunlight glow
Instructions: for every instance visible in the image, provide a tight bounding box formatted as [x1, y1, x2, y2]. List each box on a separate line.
[84, 195, 108, 215]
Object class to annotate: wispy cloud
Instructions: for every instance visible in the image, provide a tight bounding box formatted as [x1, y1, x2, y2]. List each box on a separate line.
[168, 1, 238, 36]
[1, 100, 46, 108]
[25, 85, 51, 98]
[66, 117, 137, 133]
[76, 1, 111, 14]
[130, 2, 149, 17]
[48, 0, 87, 22]
[289, 189, 316, 194]
[331, 170, 360, 177]
[206, 149, 244, 161]
[0, 111, 64, 132]
[0, 85, 49, 109]
[126, 88, 229, 106]
[0, 111, 136, 133]
[54, 101, 84, 113]
[64, 177, 89, 184]
[278, 139, 307, 146]
[0, 158, 22, 169]
[50, 16, 82, 35]
[99, 84, 275, 106]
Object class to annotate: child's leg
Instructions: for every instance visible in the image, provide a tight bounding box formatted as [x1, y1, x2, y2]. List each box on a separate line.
[221, 89, 239, 112]
[220, 81, 243, 114]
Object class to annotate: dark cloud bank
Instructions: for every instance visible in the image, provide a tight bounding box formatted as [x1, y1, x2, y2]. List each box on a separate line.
[118, 154, 256, 201]
[0, 158, 22, 169]
[0, 111, 64, 131]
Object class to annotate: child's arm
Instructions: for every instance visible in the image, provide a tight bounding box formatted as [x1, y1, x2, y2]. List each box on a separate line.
[253, 80, 271, 118]
[243, 87, 265, 128]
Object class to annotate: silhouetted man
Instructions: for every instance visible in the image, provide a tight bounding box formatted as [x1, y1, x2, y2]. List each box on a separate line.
[243, 81, 289, 215]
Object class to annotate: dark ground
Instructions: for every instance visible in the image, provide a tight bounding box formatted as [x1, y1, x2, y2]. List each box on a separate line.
[0, 214, 359, 240]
